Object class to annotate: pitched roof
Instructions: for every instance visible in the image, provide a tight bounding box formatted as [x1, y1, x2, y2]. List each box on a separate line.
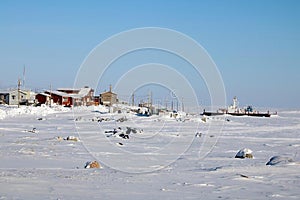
[45, 90, 72, 97]
[100, 91, 117, 95]
[57, 88, 80, 92]
[37, 92, 51, 97]
[45, 87, 93, 99]
[0, 89, 27, 95]
[0, 90, 10, 94]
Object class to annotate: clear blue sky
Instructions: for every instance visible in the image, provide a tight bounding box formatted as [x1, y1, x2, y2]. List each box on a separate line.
[1, 0, 299, 108]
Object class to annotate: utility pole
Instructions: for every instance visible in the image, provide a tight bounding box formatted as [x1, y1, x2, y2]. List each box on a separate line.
[17, 78, 21, 108]
[131, 93, 135, 106]
[165, 98, 168, 110]
[148, 91, 150, 107]
[150, 91, 153, 114]
[150, 91, 152, 109]
[49, 84, 52, 107]
[181, 97, 184, 112]
[109, 84, 112, 108]
[23, 65, 26, 90]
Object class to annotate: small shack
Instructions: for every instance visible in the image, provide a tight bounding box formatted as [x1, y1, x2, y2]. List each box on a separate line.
[35, 92, 51, 105]
[0, 89, 35, 105]
[44, 90, 71, 106]
[100, 85, 118, 106]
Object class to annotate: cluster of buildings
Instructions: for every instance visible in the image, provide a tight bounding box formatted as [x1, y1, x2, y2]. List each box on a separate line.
[0, 85, 118, 107]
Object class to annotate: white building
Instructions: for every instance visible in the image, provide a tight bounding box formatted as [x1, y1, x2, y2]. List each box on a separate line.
[0, 89, 36, 105]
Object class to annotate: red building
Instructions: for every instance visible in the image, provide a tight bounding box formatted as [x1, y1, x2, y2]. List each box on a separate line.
[36, 87, 95, 106]
[35, 93, 51, 105]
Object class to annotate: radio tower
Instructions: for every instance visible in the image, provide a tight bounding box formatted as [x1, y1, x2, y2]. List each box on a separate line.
[23, 65, 26, 89]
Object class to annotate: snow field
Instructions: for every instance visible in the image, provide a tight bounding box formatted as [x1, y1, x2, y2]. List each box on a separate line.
[0, 105, 299, 199]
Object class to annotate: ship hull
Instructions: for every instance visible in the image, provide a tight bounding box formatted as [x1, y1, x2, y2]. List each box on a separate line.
[228, 112, 271, 117]
[201, 111, 224, 116]
[201, 111, 272, 117]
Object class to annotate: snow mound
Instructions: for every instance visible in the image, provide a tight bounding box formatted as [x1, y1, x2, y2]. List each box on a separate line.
[0, 109, 6, 120]
[73, 105, 109, 113]
[0, 105, 69, 119]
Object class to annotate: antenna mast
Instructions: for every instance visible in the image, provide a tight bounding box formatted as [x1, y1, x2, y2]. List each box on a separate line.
[131, 93, 135, 106]
[17, 78, 21, 108]
[23, 65, 26, 90]
[49, 84, 52, 107]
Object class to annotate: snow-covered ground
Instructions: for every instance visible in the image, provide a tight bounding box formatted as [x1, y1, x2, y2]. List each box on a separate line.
[0, 105, 299, 199]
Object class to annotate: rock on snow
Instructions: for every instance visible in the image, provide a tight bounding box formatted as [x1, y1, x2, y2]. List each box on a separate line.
[266, 156, 294, 166]
[235, 148, 253, 159]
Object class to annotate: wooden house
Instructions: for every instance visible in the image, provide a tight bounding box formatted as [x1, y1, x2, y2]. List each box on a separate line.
[100, 85, 118, 106]
[43, 90, 70, 106]
[57, 87, 94, 106]
[40, 86, 95, 106]
[35, 93, 51, 105]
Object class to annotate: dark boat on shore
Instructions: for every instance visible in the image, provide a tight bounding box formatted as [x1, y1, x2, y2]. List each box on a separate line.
[201, 110, 224, 116]
[227, 112, 271, 117]
[201, 97, 276, 118]
[201, 111, 272, 117]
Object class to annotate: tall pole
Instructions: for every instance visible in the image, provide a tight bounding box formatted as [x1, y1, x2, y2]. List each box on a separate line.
[150, 91, 153, 114]
[181, 97, 184, 112]
[109, 84, 112, 108]
[150, 91, 152, 108]
[23, 65, 26, 90]
[165, 98, 168, 110]
[165, 98, 167, 110]
[131, 93, 135, 106]
[148, 91, 150, 108]
[17, 78, 21, 108]
[49, 84, 52, 107]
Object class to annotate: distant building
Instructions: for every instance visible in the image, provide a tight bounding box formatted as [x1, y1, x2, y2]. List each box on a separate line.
[93, 96, 100, 106]
[100, 85, 118, 106]
[0, 89, 35, 105]
[138, 102, 152, 108]
[35, 93, 51, 105]
[36, 86, 95, 106]
[57, 87, 94, 106]
[0, 91, 9, 104]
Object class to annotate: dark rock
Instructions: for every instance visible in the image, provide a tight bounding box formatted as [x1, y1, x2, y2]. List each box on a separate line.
[235, 148, 253, 159]
[266, 156, 294, 166]
[119, 133, 129, 139]
[84, 160, 101, 168]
